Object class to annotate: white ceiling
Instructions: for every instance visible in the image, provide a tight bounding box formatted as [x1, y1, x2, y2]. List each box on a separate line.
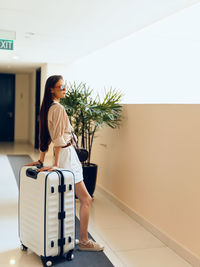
[0, 0, 199, 73]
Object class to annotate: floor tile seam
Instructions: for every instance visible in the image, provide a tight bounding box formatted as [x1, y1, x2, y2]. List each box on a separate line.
[114, 245, 168, 253]
[90, 224, 144, 231]
[0, 216, 18, 220]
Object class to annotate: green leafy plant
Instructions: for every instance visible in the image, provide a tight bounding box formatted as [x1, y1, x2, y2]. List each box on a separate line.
[60, 82, 123, 165]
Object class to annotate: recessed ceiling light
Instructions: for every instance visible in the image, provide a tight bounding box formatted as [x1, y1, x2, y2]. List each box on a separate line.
[25, 32, 35, 38]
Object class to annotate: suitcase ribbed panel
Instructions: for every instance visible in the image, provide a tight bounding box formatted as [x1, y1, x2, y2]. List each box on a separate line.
[63, 173, 75, 253]
[45, 174, 60, 257]
[19, 167, 46, 256]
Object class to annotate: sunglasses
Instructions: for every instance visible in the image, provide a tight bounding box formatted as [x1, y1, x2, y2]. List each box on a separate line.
[54, 85, 67, 91]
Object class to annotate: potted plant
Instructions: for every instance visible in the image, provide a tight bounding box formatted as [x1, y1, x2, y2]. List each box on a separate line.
[61, 82, 123, 197]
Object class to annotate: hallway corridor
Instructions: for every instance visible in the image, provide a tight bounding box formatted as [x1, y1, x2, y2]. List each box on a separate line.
[0, 142, 193, 267]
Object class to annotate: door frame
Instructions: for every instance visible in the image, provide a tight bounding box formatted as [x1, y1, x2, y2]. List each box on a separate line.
[34, 68, 41, 149]
[0, 73, 15, 142]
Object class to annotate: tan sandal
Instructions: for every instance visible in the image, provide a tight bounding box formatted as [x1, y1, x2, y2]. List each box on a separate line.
[78, 239, 104, 252]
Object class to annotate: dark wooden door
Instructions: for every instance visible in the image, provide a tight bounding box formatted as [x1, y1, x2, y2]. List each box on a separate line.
[34, 68, 41, 149]
[0, 73, 15, 141]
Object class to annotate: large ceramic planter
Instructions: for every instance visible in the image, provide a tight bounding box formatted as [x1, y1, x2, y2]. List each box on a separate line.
[82, 163, 98, 198]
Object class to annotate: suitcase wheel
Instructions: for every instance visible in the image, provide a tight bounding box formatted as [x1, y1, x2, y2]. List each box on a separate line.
[40, 256, 53, 267]
[70, 254, 74, 260]
[46, 261, 52, 267]
[65, 250, 74, 261]
[20, 244, 28, 251]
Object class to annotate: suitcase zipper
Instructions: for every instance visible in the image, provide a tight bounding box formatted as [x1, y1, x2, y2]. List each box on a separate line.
[44, 172, 53, 257]
[57, 170, 66, 256]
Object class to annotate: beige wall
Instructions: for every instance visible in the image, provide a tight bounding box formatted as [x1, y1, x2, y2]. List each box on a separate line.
[92, 104, 200, 263]
[29, 71, 36, 145]
[40, 64, 48, 106]
[15, 74, 30, 142]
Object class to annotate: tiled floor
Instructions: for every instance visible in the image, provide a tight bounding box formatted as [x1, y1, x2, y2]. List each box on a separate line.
[0, 142, 193, 267]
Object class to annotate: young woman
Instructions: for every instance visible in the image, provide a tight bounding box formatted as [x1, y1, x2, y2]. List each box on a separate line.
[26, 75, 103, 251]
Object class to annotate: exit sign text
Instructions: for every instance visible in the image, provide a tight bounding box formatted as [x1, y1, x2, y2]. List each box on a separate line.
[0, 39, 14, 50]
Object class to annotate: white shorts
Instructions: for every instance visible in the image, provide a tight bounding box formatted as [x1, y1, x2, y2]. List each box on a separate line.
[56, 145, 84, 184]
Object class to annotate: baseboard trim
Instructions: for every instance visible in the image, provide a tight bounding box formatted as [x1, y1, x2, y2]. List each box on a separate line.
[96, 184, 200, 267]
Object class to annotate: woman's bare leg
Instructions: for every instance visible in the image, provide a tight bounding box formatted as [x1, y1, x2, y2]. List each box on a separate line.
[75, 181, 92, 243]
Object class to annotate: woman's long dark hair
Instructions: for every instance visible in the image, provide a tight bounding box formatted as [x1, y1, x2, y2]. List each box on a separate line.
[39, 75, 63, 152]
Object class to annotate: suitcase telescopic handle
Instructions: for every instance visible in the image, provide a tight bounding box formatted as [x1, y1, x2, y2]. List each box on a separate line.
[26, 168, 39, 179]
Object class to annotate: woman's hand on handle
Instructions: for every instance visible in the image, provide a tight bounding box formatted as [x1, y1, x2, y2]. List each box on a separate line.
[24, 150, 46, 167]
[38, 165, 58, 172]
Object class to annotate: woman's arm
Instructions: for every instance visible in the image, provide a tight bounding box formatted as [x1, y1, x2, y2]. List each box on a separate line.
[53, 146, 61, 166]
[38, 146, 61, 172]
[39, 150, 46, 163]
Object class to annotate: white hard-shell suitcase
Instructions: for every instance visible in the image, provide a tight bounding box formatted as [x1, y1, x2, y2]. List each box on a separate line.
[19, 166, 75, 266]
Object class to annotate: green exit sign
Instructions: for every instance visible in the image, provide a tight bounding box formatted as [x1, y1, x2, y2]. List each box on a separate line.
[0, 39, 14, 50]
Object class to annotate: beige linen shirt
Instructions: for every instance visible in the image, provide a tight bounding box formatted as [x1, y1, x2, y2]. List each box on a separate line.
[48, 101, 73, 147]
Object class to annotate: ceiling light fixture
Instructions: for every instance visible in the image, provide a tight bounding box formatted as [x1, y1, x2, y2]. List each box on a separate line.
[13, 56, 19, 60]
[25, 32, 35, 38]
